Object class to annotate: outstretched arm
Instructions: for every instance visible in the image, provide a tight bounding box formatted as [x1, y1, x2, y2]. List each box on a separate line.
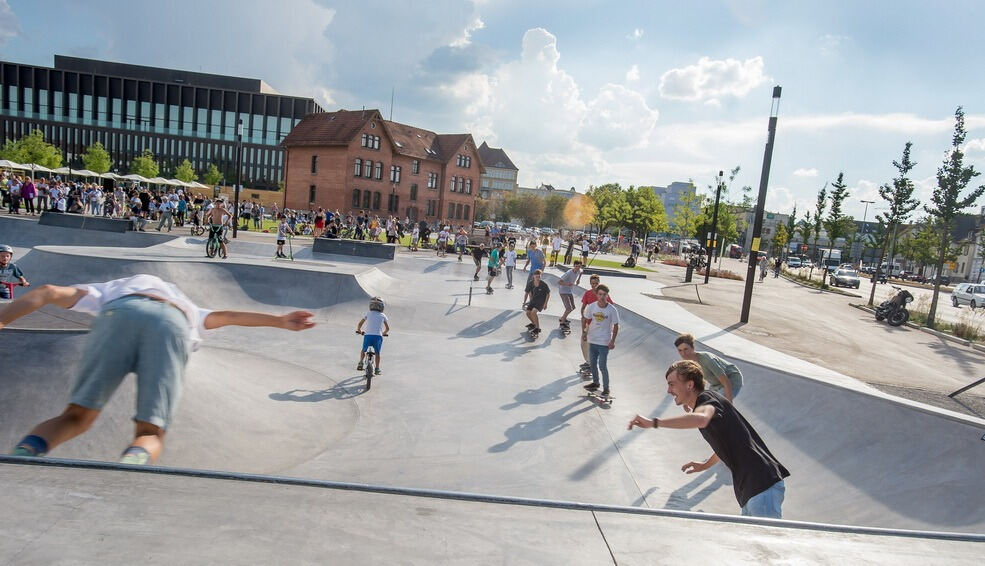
[204, 310, 315, 331]
[0, 284, 87, 330]
[627, 405, 714, 431]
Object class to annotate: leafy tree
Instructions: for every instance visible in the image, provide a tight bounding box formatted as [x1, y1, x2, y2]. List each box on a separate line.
[81, 142, 112, 174]
[541, 194, 567, 228]
[510, 194, 545, 228]
[786, 205, 797, 240]
[671, 190, 703, 239]
[925, 107, 985, 328]
[822, 173, 850, 285]
[175, 159, 196, 182]
[774, 223, 790, 256]
[624, 185, 668, 237]
[586, 183, 628, 233]
[130, 149, 159, 178]
[797, 210, 813, 245]
[700, 202, 739, 254]
[0, 129, 62, 169]
[867, 142, 920, 304]
[809, 183, 827, 278]
[474, 197, 493, 221]
[203, 163, 224, 186]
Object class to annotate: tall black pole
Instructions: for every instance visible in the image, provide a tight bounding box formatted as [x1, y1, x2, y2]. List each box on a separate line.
[233, 118, 243, 239]
[740, 86, 782, 323]
[705, 171, 723, 284]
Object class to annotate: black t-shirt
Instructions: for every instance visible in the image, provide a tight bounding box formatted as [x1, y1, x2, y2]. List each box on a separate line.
[525, 279, 550, 307]
[694, 391, 790, 506]
[472, 247, 486, 261]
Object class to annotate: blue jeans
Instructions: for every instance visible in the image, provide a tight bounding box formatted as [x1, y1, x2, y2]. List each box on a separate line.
[741, 480, 785, 518]
[588, 343, 610, 390]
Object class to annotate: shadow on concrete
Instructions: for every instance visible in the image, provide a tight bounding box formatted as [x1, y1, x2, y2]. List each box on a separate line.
[268, 376, 367, 402]
[453, 310, 522, 339]
[500, 374, 584, 410]
[662, 463, 732, 512]
[488, 399, 595, 453]
[697, 321, 746, 343]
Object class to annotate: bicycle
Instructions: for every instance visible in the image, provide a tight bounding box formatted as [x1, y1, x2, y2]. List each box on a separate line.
[190, 223, 205, 237]
[205, 224, 225, 259]
[356, 330, 376, 390]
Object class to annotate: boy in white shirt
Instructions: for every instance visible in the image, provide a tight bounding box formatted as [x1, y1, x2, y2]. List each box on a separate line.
[355, 296, 390, 375]
[2, 274, 315, 464]
[503, 243, 518, 289]
[275, 213, 294, 259]
[410, 225, 420, 251]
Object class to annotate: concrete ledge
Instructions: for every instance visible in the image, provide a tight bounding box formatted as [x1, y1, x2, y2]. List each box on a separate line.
[312, 237, 395, 260]
[38, 211, 130, 233]
[560, 265, 647, 279]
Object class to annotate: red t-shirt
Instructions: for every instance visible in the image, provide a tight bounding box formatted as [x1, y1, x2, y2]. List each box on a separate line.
[582, 290, 615, 305]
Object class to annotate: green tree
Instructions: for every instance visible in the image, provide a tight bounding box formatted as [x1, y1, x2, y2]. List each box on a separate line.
[797, 210, 813, 245]
[174, 159, 196, 182]
[774, 223, 790, 256]
[624, 185, 668, 237]
[867, 142, 920, 305]
[511, 194, 546, 228]
[130, 149, 159, 178]
[822, 172, 850, 285]
[541, 194, 567, 228]
[81, 141, 112, 174]
[586, 183, 627, 233]
[203, 163, 224, 186]
[0, 129, 62, 169]
[786, 205, 797, 239]
[671, 190, 703, 239]
[809, 183, 827, 278]
[977, 229, 985, 283]
[699, 201, 739, 254]
[925, 107, 985, 328]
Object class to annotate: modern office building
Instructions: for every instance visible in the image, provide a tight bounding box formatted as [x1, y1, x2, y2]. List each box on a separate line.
[477, 141, 518, 199]
[0, 55, 323, 189]
[649, 181, 697, 216]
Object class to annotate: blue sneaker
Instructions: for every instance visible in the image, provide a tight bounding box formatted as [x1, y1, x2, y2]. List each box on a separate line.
[11, 445, 44, 457]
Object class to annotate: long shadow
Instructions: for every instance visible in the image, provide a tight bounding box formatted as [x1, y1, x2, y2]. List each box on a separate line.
[925, 335, 985, 375]
[268, 375, 367, 401]
[422, 261, 447, 274]
[661, 463, 732, 511]
[467, 329, 563, 361]
[500, 374, 584, 410]
[453, 310, 522, 339]
[697, 321, 746, 343]
[488, 399, 595, 453]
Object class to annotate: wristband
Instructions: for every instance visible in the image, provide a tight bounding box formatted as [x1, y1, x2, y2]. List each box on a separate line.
[653, 418, 659, 429]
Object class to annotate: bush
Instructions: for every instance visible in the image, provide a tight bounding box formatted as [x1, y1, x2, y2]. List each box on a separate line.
[953, 309, 985, 342]
[661, 258, 743, 280]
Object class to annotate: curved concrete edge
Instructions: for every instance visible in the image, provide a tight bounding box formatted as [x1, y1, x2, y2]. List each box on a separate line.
[3, 456, 982, 543]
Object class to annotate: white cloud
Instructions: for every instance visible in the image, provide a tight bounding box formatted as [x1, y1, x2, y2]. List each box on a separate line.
[581, 83, 659, 151]
[0, 0, 19, 46]
[626, 64, 640, 82]
[628, 28, 644, 41]
[450, 16, 485, 47]
[766, 186, 795, 213]
[819, 34, 850, 56]
[793, 168, 819, 177]
[659, 56, 768, 102]
[965, 138, 985, 153]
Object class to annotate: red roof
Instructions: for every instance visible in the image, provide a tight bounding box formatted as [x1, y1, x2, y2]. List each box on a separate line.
[281, 109, 382, 147]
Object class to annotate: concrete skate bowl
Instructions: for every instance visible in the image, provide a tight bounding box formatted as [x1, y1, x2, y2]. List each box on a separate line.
[0, 215, 172, 249]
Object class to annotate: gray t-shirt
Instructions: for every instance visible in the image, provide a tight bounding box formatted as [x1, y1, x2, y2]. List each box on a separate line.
[695, 351, 743, 393]
[558, 268, 579, 295]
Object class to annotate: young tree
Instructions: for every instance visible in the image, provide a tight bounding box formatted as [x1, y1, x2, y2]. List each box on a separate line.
[797, 210, 813, 247]
[174, 159, 196, 182]
[822, 173, 850, 284]
[624, 185, 668, 238]
[81, 141, 112, 174]
[130, 149, 159, 178]
[0, 129, 62, 169]
[671, 190, 703, 239]
[774, 223, 790, 257]
[925, 107, 985, 328]
[867, 142, 920, 305]
[809, 183, 827, 279]
[203, 163, 224, 186]
[786, 205, 797, 238]
[541, 194, 567, 228]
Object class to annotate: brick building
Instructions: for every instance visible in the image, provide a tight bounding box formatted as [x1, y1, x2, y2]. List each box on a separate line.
[282, 109, 483, 224]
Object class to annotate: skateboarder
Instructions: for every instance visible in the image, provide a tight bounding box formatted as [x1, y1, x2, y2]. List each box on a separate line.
[472, 243, 486, 281]
[627, 360, 789, 518]
[4, 274, 315, 464]
[674, 333, 742, 402]
[522, 269, 550, 335]
[557, 260, 582, 328]
[485, 242, 500, 294]
[578, 275, 614, 376]
[582, 284, 618, 397]
[356, 296, 390, 375]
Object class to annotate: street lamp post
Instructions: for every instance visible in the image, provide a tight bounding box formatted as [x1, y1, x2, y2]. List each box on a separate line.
[857, 199, 874, 268]
[740, 86, 782, 324]
[704, 170, 724, 284]
[233, 119, 243, 239]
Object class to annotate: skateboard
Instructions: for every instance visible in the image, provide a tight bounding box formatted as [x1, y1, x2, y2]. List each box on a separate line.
[559, 320, 571, 335]
[578, 365, 592, 379]
[526, 326, 541, 340]
[486, 287, 494, 295]
[585, 391, 614, 405]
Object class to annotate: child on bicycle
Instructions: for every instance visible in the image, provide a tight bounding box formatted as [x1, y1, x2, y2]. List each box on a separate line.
[355, 296, 390, 375]
[275, 214, 294, 258]
[0, 244, 30, 299]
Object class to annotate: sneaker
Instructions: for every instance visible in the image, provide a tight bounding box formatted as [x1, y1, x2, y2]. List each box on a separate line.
[374, 367, 381, 375]
[11, 445, 44, 457]
[119, 447, 151, 466]
[474, 275, 480, 281]
[601, 389, 611, 397]
[584, 382, 600, 391]
[526, 323, 535, 329]
[579, 362, 590, 369]
[357, 362, 364, 371]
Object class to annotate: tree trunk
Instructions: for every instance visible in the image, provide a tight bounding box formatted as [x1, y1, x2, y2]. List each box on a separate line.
[925, 231, 950, 329]
[867, 230, 892, 307]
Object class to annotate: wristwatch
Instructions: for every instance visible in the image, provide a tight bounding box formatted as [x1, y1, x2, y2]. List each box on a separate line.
[652, 418, 659, 429]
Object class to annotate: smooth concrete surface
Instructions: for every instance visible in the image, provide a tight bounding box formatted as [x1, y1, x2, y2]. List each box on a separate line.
[37, 211, 130, 232]
[313, 237, 396, 259]
[2, 217, 984, 562]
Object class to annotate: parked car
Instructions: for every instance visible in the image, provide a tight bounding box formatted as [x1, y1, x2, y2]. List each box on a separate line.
[952, 283, 985, 308]
[786, 257, 802, 268]
[830, 268, 861, 289]
[939, 275, 952, 286]
[802, 259, 814, 269]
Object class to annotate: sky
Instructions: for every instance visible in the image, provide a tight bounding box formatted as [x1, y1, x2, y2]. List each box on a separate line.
[3, 0, 985, 221]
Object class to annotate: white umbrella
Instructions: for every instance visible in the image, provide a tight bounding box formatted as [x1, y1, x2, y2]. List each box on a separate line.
[190, 181, 209, 189]
[121, 174, 150, 183]
[165, 179, 188, 187]
[76, 169, 101, 178]
[52, 166, 73, 175]
[147, 177, 170, 185]
[0, 159, 27, 170]
[101, 172, 124, 180]
[26, 163, 53, 173]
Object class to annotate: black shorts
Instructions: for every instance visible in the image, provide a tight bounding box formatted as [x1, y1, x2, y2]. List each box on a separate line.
[526, 302, 545, 312]
[208, 225, 223, 238]
[276, 239, 286, 245]
[488, 266, 498, 277]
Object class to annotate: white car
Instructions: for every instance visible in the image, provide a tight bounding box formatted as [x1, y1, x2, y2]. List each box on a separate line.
[952, 283, 985, 309]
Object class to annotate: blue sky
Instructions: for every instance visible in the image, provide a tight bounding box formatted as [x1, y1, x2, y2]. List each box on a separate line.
[3, 0, 985, 221]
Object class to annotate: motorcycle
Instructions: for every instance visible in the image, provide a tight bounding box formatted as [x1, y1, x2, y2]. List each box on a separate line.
[875, 285, 914, 326]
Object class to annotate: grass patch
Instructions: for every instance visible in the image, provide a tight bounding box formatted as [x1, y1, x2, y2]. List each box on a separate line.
[585, 258, 656, 272]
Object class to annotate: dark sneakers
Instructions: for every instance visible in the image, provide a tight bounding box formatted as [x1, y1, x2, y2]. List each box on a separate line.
[584, 382, 599, 391]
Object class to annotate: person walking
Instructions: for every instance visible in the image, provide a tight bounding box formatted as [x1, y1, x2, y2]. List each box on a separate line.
[156, 197, 175, 232]
[582, 284, 618, 397]
[551, 234, 563, 266]
[673, 333, 742, 403]
[4, 274, 315, 465]
[627, 360, 789, 519]
[503, 243, 518, 289]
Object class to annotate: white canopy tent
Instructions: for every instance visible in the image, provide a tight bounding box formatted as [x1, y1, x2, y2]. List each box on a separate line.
[0, 159, 27, 170]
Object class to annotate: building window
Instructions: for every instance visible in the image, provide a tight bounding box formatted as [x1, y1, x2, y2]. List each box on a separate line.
[311, 155, 318, 174]
[352, 189, 361, 207]
[448, 202, 455, 218]
[409, 184, 418, 201]
[457, 154, 471, 168]
[389, 165, 401, 183]
[427, 172, 438, 189]
[426, 200, 436, 216]
[457, 178, 464, 192]
[362, 190, 372, 209]
[362, 133, 368, 147]
[388, 194, 400, 213]
[450, 176, 457, 192]
[464, 205, 470, 221]
[354, 158, 362, 176]
[465, 178, 472, 194]
[309, 185, 317, 204]
[361, 133, 381, 149]
[412, 160, 420, 174]
[374, 162, 382, 180]
[373, 191, 381, 210]
[363, 159, 372, 177]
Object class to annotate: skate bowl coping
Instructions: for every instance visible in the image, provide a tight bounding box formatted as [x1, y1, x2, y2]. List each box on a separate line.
[313, 237, 395, 260]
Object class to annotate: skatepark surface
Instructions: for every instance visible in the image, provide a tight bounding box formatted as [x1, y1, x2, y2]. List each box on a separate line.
[1, 216, 984, 564]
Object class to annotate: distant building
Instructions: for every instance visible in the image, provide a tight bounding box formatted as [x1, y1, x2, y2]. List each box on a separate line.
[648, 181, 697, 216]
[281, 109, 482, 223]
[516, 183, 578, 200]
[477, 141, 518, 199]
[740, 210, 791, 255]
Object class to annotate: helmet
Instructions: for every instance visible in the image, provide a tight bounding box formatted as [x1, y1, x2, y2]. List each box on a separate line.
[369, 296, 385, 312]
[0, 244, 12, 254]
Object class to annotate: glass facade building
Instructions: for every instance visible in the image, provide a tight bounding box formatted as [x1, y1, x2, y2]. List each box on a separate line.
[0, 55, 323, 190]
